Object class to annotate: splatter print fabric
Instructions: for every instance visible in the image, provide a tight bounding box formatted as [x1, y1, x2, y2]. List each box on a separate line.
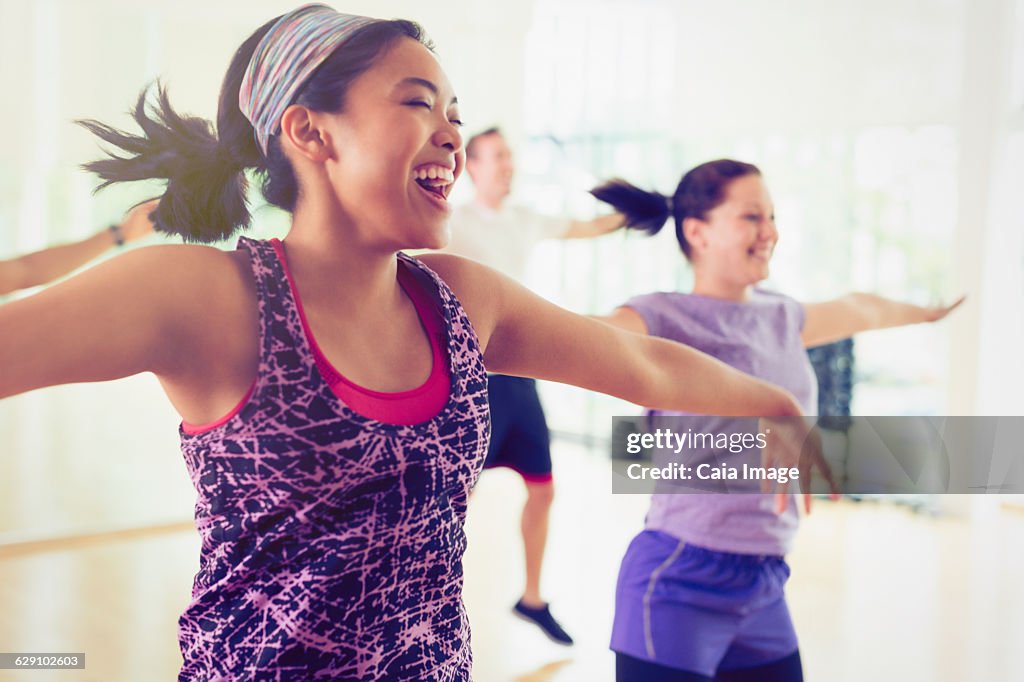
[177, 237, 490, 680]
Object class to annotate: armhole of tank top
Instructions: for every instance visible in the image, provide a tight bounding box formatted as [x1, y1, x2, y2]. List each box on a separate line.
[181, 380, 259, 436]
[181, 239, 267, 436]
[398, 256, 453, 367]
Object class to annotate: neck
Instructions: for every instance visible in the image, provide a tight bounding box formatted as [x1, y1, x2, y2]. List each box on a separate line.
[691, 271, 753, 302]
[283, 200, 403, 314]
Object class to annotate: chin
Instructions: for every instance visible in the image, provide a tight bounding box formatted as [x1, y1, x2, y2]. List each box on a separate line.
[743, 271, 769, 288]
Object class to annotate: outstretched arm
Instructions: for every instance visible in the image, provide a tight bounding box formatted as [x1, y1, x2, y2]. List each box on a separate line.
[419, 252, 801, 418]
[0, 242, 255, 425]
[0, 246, 187, 399]
[0, 199, 158, 296]
[801, 293, 965, 348]
[561, 212, 626, 239]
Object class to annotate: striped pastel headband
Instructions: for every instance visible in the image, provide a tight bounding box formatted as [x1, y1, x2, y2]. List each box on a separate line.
[239, 4, 378, 155]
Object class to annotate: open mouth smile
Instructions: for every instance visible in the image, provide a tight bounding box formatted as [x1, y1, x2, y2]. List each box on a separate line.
[412, 164, 455, 206]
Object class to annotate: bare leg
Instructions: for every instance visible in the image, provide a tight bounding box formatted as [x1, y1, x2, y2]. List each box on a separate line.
[520, 479, 554, 607]
[512, 476, 572, 644]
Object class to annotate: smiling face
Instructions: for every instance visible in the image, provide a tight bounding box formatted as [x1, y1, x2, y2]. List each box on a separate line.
[307, 37, 465, 250]
[466, 131, 514, 203]
[687, 173, 778, 289]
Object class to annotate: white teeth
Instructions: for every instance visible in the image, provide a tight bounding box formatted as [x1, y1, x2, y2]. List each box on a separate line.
[412, 165, 454, 183]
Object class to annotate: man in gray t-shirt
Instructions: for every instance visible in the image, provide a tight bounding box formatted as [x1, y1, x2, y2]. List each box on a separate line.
[444, 128, 622, 644]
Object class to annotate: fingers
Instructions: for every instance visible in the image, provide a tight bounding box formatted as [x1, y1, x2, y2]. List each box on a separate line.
[798, 446, 813, 494]
[928, 294, 966, 321]
[791, 440, 813, 514]
[943, 295, 967, 316]
[817, 453, 841, 496]
[121, 199, 160, 241]
[760, 431, 777, 494]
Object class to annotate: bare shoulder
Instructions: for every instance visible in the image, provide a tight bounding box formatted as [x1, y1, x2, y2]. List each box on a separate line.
[106, 243, 258, 360]
[415, 251, 508, 345]
[125, 241, 246, 276]
[114, 242, 254, 302]
[116, 242, 259, 405]
[416, 251, 490, 288]
[415, 252, 505, 305]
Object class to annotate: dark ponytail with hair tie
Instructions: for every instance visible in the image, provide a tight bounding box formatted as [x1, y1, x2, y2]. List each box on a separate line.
[77, 81, 254, 243]
[590, 179, 671, 236]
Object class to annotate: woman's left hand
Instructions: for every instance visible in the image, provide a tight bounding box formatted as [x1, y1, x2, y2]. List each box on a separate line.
[760, 416, 841, 514]
[920, 294, 966, 323]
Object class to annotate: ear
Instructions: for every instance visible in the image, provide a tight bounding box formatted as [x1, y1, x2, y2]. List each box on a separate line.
[279, 105, 331, 162]
[682, 216, 709, 253]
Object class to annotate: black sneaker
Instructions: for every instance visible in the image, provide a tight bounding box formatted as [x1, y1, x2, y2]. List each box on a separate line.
[512, 599, 574, 645]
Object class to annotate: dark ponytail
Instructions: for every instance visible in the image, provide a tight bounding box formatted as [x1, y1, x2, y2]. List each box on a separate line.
[77, 17, 275, 243]
[591, 159, 761, 259]
[78, 15, 428, 243]
[590, 179, 672, 236]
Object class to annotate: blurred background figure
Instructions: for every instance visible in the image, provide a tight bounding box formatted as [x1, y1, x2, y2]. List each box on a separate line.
[0, 199, 156, 297]
[445, 126, 623, 646]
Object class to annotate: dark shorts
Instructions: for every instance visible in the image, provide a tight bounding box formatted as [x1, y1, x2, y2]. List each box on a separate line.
[483, 375, 552, 483]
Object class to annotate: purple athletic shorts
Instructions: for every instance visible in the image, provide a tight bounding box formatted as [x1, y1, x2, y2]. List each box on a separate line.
[610, 530, 799, 676]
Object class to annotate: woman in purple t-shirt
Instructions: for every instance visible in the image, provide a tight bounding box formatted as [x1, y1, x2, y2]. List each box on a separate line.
[592, 159, 962, 682]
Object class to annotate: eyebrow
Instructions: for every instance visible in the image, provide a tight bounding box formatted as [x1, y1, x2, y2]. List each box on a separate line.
[397, 77, 458, 105]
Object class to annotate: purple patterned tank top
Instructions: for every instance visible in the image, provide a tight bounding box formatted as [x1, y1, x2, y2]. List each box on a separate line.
[176, 237, 490, 681]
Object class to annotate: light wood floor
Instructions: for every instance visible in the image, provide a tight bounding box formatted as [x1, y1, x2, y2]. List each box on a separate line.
[1, 381, 1022, 681]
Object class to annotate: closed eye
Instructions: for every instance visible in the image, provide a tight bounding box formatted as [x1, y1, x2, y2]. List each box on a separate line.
[405, 98, 462, 127]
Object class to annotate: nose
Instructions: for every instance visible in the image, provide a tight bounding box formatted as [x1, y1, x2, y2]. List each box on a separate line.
[433, 119, 463, 155]
[761, 216, 778, 242]
[432, 120, 464, 179]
